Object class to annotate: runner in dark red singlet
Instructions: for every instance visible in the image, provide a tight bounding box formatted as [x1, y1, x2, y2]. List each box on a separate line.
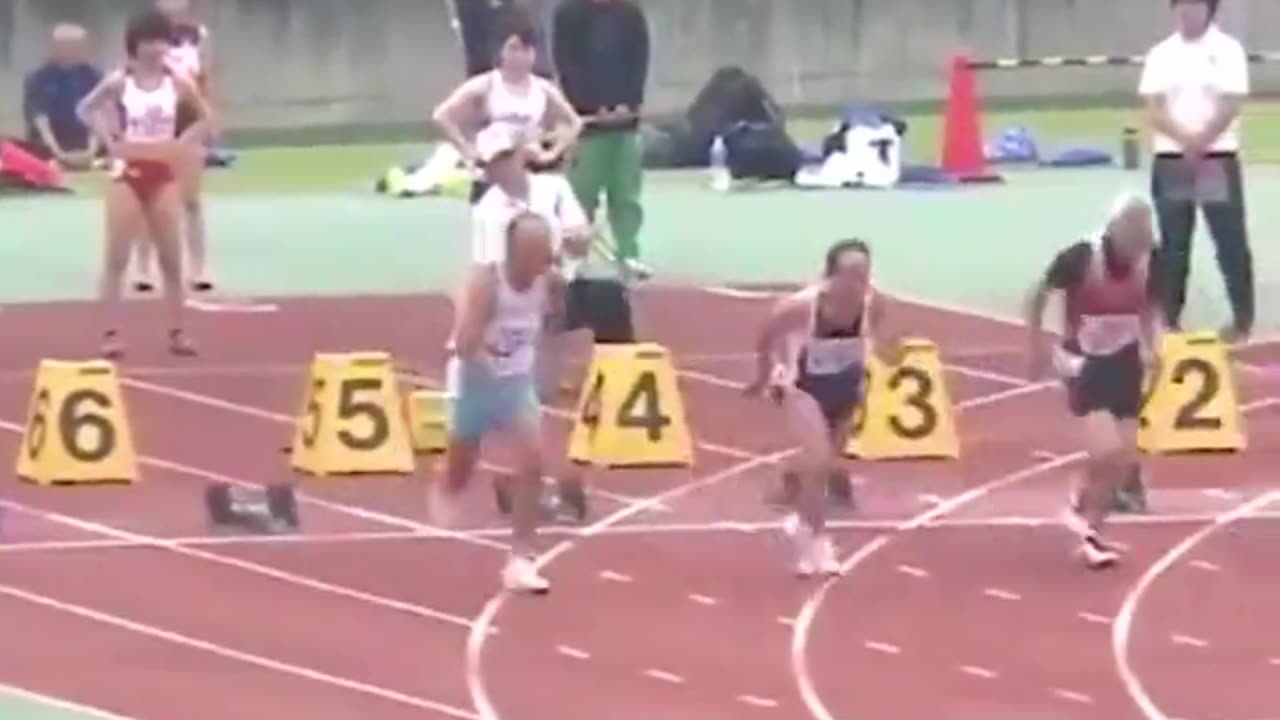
[1027, 193, 1164, 569]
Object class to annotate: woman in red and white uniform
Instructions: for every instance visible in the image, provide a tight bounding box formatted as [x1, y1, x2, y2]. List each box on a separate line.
[77, 10, 212, 357]
[1027, 193, 1164, 569]
[132, 0, 215, 293]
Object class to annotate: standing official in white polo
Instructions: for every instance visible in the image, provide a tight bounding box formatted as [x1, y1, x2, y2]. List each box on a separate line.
[1139, 0, 1253, 343]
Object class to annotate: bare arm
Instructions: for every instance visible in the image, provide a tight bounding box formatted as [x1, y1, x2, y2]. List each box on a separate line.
[175, 75, 214, 145]
[867, 291, 903, 364]
[432, 77, 485, 163]
[32, 116, 64, 157]
[1143, 96, 1192, 148]
[453, 265, 498, 359]
[1190, 95, 1242, 151]
[540, 81, 583, 159]
[746, 294, 807, 395]
[76, 72, 125, 153]
[1024, 276, 1056, 379]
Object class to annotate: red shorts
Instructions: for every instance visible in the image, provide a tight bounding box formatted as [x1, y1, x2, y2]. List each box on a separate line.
[113, 159, 175, 203]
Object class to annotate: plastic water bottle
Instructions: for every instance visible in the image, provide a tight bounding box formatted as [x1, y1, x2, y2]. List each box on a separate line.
[709, 135, 731, 192]
[1121, 126, 1140, 170]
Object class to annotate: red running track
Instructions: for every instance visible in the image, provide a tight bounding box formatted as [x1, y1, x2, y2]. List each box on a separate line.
[0, 289, 1276, 720]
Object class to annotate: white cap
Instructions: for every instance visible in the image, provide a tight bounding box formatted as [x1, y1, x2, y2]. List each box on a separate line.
[475, 125, 521, 164]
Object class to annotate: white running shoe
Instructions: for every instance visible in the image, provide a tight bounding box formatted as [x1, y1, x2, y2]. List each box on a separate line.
[810, 535, 842, 577]
[1077, 536, 1120, 570]
[502, 554, 550, 594]
[782, 513, 814, 576]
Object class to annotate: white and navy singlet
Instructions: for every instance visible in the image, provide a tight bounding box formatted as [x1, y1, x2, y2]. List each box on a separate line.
[790, 286, 871, 424]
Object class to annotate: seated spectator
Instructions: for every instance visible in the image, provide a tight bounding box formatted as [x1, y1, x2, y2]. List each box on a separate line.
[22, 24, 103, 170]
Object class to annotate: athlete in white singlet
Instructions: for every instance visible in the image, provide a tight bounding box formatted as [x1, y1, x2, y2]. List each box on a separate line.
[432, 7, 581, 204]
[1028, 193, 1163, 570]
[431, 211, 557, 594]
[747, 240, 903, 577]
[131, 0, 214, 293]
[77, 10, 212, 358]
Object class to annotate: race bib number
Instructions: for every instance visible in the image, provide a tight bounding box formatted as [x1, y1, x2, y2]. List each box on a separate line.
[485, 325, 537, 376]
[1077, 314, 1140, 356]
[803, 338, 865, 375]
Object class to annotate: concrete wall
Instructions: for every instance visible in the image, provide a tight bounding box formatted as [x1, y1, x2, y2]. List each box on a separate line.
[3, 0, 1279, 133]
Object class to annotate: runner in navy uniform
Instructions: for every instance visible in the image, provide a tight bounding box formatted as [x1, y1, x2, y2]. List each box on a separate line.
[747, 239, 902, 577]
[1027, 193, 1163, 569]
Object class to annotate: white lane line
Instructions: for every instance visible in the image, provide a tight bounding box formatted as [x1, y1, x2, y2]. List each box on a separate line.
[469, 449, 794, 720]
[1201, 488, 1237, 500]
[0, 414, 508, 552]
[642, 668, 685, 684]
[1078, 611, 1112, 625]
[982, 587, 1022, 601]
[1189, 560, 1221, 572]
[598, 570, 632, 583]
[555, 645, 591, 660]
[1113, 440, 1280, 720]
[863, 640, 902, 655]
[0, 584, 478, 719]
[792, 452, 1082, 720]
[736, 694, 780, 708]
[0, 499, 481, 631]
[1171, 634, 1209, 648]
[1052, 688, 1095, 704]
[896, 564, 930, 578]
[688, 593, 719, 606]
[777, 616, 796, 627]
[958, 664, 999, 679]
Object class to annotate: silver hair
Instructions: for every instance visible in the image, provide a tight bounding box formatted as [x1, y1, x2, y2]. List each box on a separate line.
[1108, 191, 1153, 224]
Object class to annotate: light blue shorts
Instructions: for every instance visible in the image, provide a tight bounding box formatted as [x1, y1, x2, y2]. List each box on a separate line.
[445, 357, 540, 442]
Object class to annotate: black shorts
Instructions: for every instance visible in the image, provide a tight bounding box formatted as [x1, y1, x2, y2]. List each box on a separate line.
[1062, 341, 1143, 419]
[545, 278, 635, 343]
[795, 369, 864, 429]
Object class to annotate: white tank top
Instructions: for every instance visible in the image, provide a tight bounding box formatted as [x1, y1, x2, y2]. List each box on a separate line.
[120, 74, 178, 143]
[483, 71, 548, 144]
[479, 266, 547, 376]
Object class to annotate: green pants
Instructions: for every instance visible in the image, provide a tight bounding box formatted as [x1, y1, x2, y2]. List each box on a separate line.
[568, 130, 644, 261]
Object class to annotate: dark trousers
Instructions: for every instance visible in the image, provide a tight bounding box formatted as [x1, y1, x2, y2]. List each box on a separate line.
[1150, 152, 1253, 332]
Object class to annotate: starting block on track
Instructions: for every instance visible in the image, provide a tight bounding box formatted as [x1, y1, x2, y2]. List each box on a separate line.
[15, 360, 137, 485]
[205, 482, 299, 533]
[404, 389, 448, 454]
[845, 339, 959, 460]
[1139, 332, 1245, 454]
[567, 343, 693, 468]
[290, 352, 415, 476]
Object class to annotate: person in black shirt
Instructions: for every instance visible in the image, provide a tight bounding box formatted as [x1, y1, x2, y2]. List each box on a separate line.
[553, 0, 650, 279]
[1026, 194, 1164, 569]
